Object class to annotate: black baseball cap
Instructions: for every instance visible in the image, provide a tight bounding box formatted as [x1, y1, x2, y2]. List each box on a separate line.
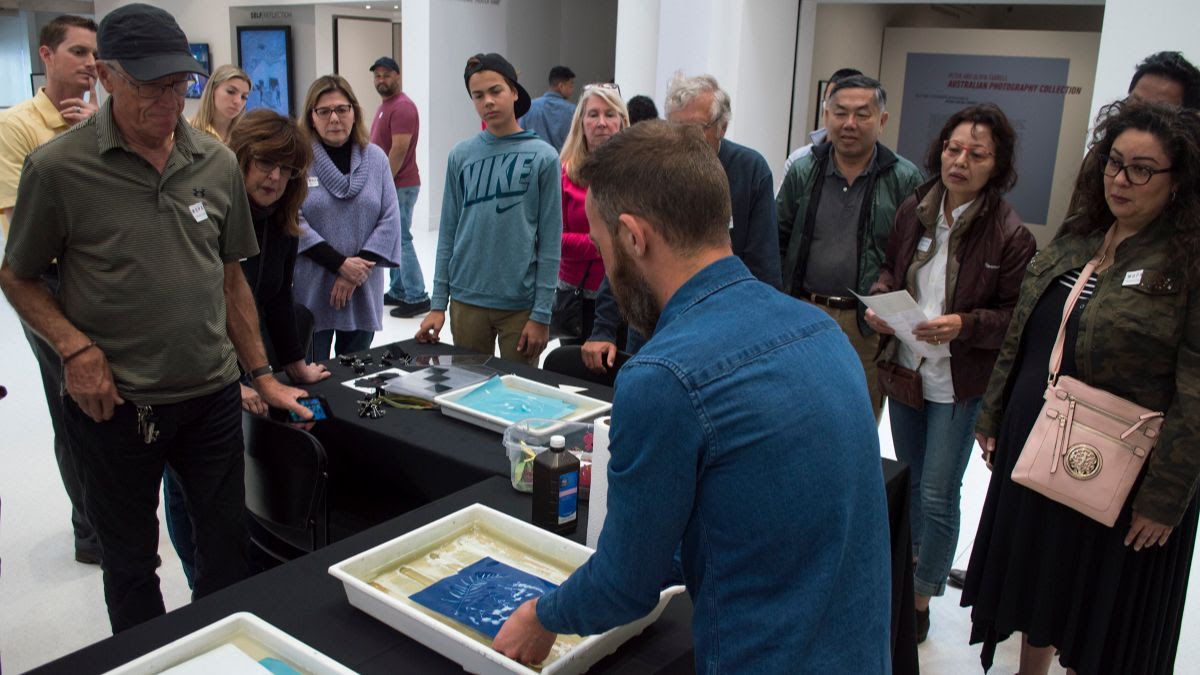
[98, 3, 206, 81]
[464, 53, 531, 118]
[370, 56, 400, 73]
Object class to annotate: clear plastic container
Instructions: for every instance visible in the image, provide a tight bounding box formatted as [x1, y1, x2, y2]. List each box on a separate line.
[503, 419, 593, 497]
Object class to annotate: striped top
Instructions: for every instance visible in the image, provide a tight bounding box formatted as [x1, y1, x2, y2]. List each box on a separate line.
[1059, 268, 1099, 310]
[4, 98, 259, 404]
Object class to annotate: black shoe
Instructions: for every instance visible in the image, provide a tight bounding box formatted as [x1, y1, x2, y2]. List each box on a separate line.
[947, 567, 967, 589]
[384, 294, 403, 306]
[389, 298, 431, 318]
[74, 549, 102, 565]
[915, 606, 930, 644]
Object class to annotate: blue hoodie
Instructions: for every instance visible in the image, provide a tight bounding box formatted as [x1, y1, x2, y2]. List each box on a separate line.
[431, 130, 562, 323]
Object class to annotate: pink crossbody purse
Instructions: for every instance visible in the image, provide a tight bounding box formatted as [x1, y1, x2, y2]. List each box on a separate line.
[1010, 228, 1165, 527]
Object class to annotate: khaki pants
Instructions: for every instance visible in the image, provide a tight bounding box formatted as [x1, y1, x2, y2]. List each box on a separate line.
[807, 302, 883, 420]
[449, 300, 536, 365]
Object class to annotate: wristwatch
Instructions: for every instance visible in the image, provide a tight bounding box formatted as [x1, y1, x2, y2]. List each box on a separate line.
[249, 364, 274, 379]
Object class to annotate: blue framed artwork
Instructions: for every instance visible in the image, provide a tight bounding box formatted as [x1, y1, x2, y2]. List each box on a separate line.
[187, 43, 210, 99]
[237, 26, 294, 116]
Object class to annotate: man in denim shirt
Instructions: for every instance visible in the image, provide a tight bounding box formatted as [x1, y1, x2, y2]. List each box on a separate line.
[493, 121, 892, 672]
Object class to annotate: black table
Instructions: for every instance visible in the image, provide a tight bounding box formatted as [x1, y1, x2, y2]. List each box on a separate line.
[306, 340, 607, 520]
[33, 478, 696, 674]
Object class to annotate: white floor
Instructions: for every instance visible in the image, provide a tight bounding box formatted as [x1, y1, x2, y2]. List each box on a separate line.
[1, 223, 1197, 673]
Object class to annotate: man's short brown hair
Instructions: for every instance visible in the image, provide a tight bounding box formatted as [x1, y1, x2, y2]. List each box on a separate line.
[39, 15, 97, 51]
[578, 120, 731, 256]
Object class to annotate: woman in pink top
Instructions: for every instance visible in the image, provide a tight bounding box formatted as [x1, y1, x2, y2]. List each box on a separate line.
[553, 84, 629, 343]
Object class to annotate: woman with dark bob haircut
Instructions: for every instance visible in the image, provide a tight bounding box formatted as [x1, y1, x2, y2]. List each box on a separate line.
[961, 99, 1200, 674]
[866, 102, 1036, 643]
[227, 109, 331, 403]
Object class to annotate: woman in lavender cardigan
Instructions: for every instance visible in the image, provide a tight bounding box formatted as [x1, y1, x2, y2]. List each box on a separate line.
[294, 74, 402, 359]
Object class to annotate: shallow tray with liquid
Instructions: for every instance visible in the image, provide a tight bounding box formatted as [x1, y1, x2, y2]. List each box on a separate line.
[328, 504, 683, 675]
[106, 612, 354, 674]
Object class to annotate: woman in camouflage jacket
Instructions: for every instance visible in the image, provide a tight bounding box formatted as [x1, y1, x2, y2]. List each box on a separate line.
[961, 100, 1200, 675]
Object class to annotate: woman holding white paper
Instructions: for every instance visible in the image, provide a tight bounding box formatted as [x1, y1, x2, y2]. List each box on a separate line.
[864, 103, 1035, 643]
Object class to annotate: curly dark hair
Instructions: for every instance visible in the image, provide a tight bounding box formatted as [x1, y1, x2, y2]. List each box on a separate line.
[1065, 99, 1200, 279]
[924, 103, 1018, 204]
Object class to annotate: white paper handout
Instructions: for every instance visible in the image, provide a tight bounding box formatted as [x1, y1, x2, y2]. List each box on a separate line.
[852, 290, 951, 359]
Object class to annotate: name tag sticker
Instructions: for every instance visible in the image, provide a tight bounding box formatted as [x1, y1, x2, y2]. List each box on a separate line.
[918, 237, 932, 252]
[1124, 269, 1144, 286]
[308, 176, 320, 188]
[188, 202, 208, 222]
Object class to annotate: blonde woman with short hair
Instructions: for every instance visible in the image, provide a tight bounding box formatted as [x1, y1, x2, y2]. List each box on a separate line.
[553, 83, 628, 342]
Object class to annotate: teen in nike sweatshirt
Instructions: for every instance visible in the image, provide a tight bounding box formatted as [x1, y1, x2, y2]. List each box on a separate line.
[417, 53, 562, 364]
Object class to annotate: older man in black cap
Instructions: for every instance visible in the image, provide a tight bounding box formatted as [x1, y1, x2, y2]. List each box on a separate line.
[0, 3, 311, 632]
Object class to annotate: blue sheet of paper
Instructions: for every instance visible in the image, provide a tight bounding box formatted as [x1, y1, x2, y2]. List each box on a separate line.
[454, 376, 577, 424]
[408, 557, 558, 639]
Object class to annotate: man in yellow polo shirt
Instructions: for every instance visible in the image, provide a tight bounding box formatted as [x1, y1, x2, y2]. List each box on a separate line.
[0, 14, 100, 564]
[0, 15, 99, 234]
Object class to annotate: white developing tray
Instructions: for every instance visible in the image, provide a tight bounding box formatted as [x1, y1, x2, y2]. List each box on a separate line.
[434, 374, 611, 434]
[105, 612, 354, 674]
[328, 503, 683, 675]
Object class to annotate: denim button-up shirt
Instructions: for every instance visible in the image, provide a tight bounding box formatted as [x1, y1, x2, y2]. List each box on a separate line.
[536, 256, 892, 673]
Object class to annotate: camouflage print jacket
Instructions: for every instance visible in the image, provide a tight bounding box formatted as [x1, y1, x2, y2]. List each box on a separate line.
[978, 217, 1200, 526]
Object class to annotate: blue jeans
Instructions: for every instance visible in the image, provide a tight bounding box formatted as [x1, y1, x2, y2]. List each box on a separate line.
[163, 470, 196, 589]
[309, 329, 374, 361]
[386, 186, 427, 304]
[889, 396, 981, 597]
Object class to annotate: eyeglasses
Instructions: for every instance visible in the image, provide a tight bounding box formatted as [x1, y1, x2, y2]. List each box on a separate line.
[1099, 153, 1172, 186]
[115, 69, 195, 99]
[251, 157, 301, 180]
[312, 104, 354, 119]
[943, 140, 994, 164]
[584, 82, 621, 96]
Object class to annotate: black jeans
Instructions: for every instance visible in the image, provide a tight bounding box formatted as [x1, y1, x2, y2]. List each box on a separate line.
[63, 381, 250, 632]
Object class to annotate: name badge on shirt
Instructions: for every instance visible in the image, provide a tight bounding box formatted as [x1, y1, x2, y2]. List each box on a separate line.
[307, 176, 320, 188]
[917, 237, 932, 253]
[1124, 269, 1144, 286]
[188, 202, 208, 223]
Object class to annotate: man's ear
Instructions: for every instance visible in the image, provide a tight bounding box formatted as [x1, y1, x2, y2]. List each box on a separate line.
[617, 213, 649, 257]
[879, 110, 889, 129]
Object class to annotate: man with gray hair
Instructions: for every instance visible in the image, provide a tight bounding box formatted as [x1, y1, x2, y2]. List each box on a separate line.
[581, 72, 780, 373]
[0, 3, 311, 632]
[777, 75, 922, 418]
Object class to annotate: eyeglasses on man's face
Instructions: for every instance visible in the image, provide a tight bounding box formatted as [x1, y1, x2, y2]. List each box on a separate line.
[251, 157, 301, 180]
[312, 104, 354, 119]
[1099, 153, 1173, 186]
[115, 69, 195, 99]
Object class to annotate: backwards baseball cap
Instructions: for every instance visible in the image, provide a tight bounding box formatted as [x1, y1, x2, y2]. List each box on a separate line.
[98, 3, 206, 82]
[370, 56, 400, 73]
[464, 53, 531, 118]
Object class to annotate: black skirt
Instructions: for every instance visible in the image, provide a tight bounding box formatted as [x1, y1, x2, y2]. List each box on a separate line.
[961, 276, 1200, 674]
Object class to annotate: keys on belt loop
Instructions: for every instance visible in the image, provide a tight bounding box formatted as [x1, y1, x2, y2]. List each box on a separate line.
[136, 404, 159, 444]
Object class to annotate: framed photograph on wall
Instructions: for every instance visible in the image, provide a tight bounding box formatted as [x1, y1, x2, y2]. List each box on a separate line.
[237, 26, 294, 116]
[187, 43, 211, 99]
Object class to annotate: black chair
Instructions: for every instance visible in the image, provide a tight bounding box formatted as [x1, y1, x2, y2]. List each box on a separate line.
[542, 345, 631, 388]
[242, 412, 329, 563]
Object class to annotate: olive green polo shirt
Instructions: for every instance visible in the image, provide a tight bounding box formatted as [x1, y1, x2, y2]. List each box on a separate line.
[3, 98, 259, 404]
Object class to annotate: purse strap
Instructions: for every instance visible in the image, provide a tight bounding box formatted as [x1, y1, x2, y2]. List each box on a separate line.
[1047, 226, 1116, 384]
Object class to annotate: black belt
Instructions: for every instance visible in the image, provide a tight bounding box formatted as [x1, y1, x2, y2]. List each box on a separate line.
[797, 290, 857, 310]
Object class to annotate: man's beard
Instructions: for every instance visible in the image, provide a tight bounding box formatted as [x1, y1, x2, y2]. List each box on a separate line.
[609, 238, 660, 338]
[376, 82, 397, 96]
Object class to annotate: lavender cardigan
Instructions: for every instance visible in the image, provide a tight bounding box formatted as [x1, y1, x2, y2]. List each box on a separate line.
[294, 141, 401, 332]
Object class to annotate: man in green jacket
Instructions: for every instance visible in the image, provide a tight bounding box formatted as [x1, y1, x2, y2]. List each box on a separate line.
[777, 75, 922, 417]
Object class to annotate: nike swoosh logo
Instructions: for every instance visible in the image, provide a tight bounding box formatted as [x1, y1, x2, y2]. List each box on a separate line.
[496, 201, 522, 214]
